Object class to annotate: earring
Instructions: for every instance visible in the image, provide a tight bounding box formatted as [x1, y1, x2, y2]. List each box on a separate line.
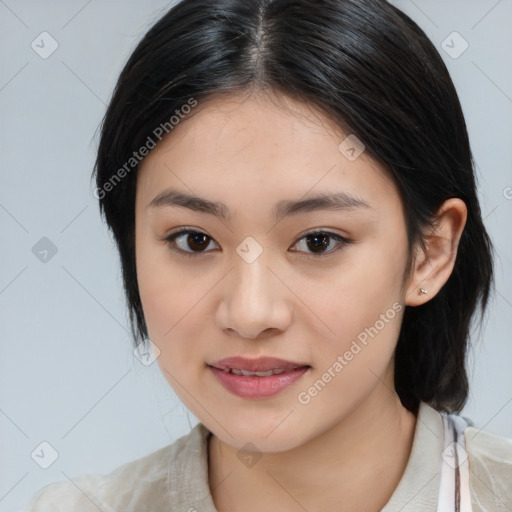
[418, 288, 428, 295]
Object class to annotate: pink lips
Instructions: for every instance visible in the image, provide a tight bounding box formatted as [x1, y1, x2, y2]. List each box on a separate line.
[208, 356, 310, 399]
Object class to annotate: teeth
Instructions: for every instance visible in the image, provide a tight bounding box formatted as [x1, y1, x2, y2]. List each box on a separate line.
[230, 368, 288, 376]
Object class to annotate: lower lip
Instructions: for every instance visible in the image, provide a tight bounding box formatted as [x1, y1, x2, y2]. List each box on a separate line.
[209, 366, 309, 399]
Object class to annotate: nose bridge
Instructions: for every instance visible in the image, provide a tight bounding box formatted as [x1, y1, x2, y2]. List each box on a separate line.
[218, 239, 290, 338]
[231, 240, 273, 304]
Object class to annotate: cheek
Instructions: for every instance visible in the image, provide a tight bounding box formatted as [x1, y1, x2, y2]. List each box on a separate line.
[136, 230, 190, 340]
[138, 269, 204, 383]
[300, 234, 407, 364]
[314, 253, 404, 323]
[138, 268, 200, 343]
[135, 232, 212, 382]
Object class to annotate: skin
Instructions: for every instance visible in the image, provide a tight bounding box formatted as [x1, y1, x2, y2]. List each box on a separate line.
[135, 90, 467, 512]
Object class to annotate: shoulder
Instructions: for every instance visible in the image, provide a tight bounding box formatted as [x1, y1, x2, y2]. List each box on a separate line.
[23, 473, 111, 512]
[464, 425, 512, 511]
[24, 424, 209, 511]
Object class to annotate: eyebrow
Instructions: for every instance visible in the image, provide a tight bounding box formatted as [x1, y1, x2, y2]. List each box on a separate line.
[147, 188, 372, 221]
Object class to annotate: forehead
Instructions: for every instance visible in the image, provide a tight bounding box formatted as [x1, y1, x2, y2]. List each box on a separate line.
[136, 92, 400, 218]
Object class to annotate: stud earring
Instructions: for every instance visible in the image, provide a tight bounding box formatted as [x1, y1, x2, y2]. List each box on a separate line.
[418, 288, 428, 295]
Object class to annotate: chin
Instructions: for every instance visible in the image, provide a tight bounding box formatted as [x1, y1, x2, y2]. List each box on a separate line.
[212, 420, 310, 454]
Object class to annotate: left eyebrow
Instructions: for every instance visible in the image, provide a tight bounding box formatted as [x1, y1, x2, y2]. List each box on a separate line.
[274, 192, 373, 220]
[147, 188, 373, 222]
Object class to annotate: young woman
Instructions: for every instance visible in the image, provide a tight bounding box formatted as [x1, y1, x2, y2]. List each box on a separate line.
[26, 0, 512, 510]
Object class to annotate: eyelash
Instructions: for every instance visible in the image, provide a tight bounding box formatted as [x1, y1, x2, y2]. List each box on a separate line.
[162, 227, 352, 260]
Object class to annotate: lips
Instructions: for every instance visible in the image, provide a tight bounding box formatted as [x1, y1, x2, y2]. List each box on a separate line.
[208, 356, 310, 373]
[208, 357, 311, 399]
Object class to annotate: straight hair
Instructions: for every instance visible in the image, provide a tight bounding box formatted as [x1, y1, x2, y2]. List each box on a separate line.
[93, 0, 494, 414]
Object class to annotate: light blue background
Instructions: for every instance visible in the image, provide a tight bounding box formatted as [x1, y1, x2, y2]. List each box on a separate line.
[1, 1, 511, 510]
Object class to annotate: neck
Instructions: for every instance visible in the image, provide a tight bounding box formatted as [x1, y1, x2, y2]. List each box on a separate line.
[208, 372, 418, 512]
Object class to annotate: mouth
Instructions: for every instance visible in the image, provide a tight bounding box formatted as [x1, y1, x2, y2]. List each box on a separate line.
[208, 356, 311, 374]
[213, 367, 295, 377]
[207, 356, 311, 398]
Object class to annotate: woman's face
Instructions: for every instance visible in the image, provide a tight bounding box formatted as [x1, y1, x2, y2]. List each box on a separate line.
[135, 92, 413, 452]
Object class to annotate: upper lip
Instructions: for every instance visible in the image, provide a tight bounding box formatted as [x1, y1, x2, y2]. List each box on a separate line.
[209, 356, 310, 372]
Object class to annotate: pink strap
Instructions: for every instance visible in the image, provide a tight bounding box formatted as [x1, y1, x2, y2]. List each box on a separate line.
[437, 412, 473, 512]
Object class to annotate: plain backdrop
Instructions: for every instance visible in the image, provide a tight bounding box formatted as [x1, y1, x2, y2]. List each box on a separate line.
[1, 1, 511, 510]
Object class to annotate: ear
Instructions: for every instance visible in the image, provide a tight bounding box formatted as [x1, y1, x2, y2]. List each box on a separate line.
[405, 198, 467, 306]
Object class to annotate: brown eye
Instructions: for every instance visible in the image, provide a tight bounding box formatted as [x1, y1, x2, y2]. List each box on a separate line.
[185, 232, 210, 251]
[164, 229, 219, 257]
[306, 233, 330, 253]
[291, 230, 352, 258]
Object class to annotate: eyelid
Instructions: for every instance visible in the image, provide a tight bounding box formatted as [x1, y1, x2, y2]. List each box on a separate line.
[164, 225, 209, 238]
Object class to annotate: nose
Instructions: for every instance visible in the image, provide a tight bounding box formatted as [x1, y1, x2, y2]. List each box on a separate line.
[216, 250, 292, 340]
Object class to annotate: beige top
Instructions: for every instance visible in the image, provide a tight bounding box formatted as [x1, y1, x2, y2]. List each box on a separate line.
[24, 401, 512, 511]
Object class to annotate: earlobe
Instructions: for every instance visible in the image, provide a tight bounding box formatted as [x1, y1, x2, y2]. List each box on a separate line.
[405, 198, 467, 307]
